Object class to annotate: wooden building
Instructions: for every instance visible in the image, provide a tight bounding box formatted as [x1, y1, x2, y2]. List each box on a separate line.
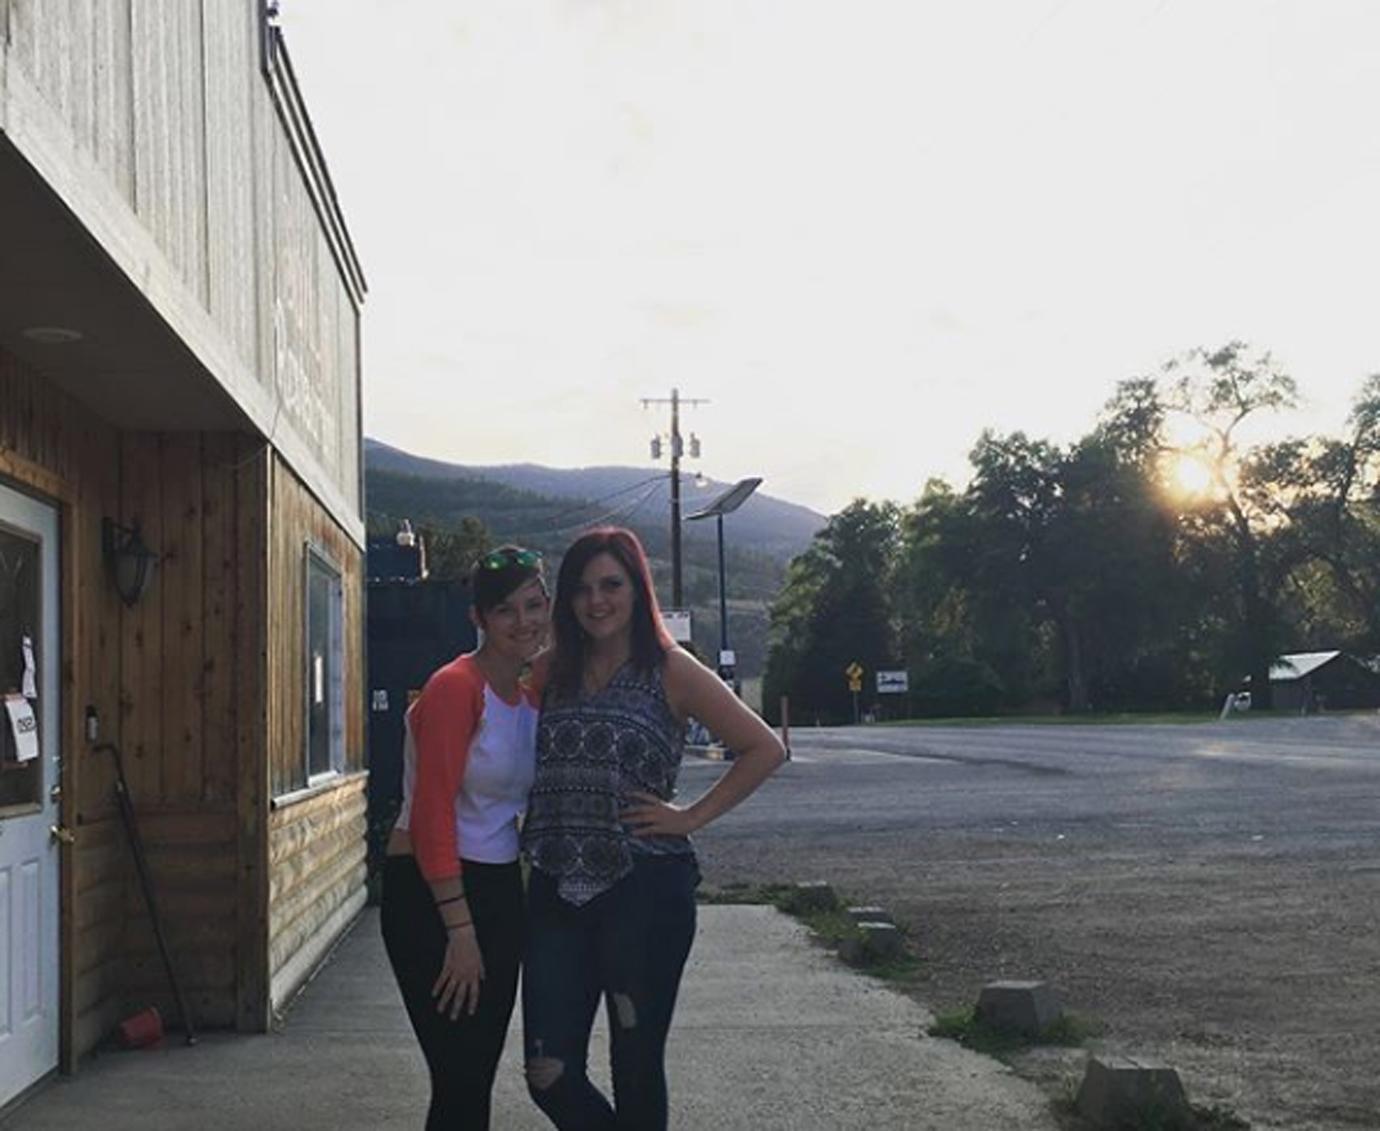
[1268, 651, 1380, 713]
[0, 1, 366, 1105]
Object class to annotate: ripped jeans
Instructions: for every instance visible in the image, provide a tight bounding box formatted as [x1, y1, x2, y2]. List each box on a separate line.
[522, 854, 699, 1130]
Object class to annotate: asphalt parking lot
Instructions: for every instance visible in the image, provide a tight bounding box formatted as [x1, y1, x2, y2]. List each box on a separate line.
[688, 714, 1380, 1131]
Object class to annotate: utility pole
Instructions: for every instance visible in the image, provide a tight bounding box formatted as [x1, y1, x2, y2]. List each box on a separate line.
[642, 387, 707, 608]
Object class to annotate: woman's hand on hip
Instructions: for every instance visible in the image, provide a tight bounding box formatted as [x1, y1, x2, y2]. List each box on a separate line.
[623, 791, 699, 838]
[433, 926, 485, 1020]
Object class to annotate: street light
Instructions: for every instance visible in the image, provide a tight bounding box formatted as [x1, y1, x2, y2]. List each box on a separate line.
[685, 476, 762, 685]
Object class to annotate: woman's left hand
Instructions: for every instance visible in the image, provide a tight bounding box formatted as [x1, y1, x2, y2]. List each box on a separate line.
[622, 791, 699, 837]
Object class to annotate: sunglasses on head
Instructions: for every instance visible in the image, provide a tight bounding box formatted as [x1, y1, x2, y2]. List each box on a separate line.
[479, 547, 543, 571]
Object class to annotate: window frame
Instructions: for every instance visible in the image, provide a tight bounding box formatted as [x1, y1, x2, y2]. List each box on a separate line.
[303, 541, 345, 785]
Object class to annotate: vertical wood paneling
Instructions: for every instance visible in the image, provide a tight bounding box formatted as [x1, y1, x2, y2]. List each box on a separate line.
[251, 67, 277, 389]
[92, 0, 136, 202]
[7, 0, 365, 523]
[159, 434, 204, 803]
[268, 126, 357, 496]
[179, 0, 209, 304]
[0, 350, 129, 1062]
[201, 433, 237, 805]
[9, 0, 73, 124]
[335, 289, 354, 510]
[2, 0, 366, 1045]
[234, 439, 269, 1032]
[203, 0, 259, 374]
[272, 128, 326, 464]
[68, 0, 97, 156]
[131, 0, 208, 306]
[8, 1, 41, 95]
[118, 433, 164, 807]
[76, 420, 122, 825]
[0, 348, 282, 1051]
[130, 1, 174, 267]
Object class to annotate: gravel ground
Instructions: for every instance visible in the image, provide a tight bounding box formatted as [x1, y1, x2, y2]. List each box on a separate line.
[686, 718, 1380, 1130]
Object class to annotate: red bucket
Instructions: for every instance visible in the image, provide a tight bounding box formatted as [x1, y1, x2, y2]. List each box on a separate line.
[117, 1006, 164, 1049]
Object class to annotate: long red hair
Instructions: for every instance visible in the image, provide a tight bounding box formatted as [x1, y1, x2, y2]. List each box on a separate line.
[547, 527, 674, 700]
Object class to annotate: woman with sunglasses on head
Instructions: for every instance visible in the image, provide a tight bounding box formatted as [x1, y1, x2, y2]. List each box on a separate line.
[382, 545, 549, 1131]
[522, 527, 785, 1130]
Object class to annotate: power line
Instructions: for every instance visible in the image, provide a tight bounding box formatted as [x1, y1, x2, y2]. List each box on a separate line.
[502, 481, 666, 541]
[528, 473, 668, 529]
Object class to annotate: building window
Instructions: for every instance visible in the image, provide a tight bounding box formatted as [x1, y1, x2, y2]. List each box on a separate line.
[305, 544, 344, 781]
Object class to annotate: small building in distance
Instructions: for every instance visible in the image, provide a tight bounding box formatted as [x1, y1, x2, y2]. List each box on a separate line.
[1269, 651, 1380, 713]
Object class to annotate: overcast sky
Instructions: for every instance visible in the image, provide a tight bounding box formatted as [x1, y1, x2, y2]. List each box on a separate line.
[283, 1, 1380, 515]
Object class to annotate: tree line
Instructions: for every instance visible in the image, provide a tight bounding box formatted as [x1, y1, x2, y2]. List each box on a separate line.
[763, 343, 1380, 724]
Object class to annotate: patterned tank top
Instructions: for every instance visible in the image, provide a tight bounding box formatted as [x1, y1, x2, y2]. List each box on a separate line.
[523, 660, 692, 906]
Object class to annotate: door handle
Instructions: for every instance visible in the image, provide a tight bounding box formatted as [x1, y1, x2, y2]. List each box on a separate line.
[49, 825, 75, 846]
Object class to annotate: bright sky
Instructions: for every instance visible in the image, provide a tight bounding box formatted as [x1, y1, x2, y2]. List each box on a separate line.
[283, 1, 1380, 515]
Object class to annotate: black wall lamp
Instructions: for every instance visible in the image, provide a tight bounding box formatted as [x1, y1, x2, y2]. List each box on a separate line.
[102, 518, 159, 607]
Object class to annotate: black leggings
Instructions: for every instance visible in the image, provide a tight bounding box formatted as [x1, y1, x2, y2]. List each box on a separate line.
[381, 856, 525, 1131]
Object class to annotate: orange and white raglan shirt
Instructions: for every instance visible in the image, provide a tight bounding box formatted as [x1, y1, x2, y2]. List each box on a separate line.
[394, 654, 540, 882]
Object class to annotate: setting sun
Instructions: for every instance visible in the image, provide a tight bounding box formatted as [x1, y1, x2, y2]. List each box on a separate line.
[1165, 453, 1217, 499]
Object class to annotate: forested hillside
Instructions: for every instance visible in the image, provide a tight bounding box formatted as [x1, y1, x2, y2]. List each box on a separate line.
[364, 448, 823, 678]
[365, 439, 822, 558]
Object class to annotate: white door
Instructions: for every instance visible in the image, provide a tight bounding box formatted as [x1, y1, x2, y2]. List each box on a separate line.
[0, 481, 60, 1104]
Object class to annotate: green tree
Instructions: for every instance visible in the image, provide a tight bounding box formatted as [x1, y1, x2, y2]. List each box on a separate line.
[763, 500, 900, 724]
[417, 518, 492, 582]
[1254, 375, 1380, 649]
[1159, 342, 1301, 708]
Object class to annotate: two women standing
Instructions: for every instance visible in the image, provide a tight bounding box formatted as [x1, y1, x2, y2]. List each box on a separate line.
[383, 528, 785, 1130]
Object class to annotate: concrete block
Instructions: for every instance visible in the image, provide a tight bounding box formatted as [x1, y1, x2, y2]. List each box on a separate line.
[839, 921, 903, 966]
[846, 905, 893, 925]
[974, 980, 1062, 1037]
[1075, 1054, 1190, 1129]
[786, 881, 838, 913]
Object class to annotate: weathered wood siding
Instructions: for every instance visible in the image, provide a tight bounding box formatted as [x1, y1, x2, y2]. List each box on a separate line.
[4, 0, 363, 532]
[267, 454, 365, 798]
[267, 777, 366, 1009]
[265, 453, 365, 1008]
[112, 429, 267, 1034]
[0, 345, 272, 1057]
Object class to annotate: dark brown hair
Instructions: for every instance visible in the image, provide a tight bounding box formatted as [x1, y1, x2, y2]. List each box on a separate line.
[548, 527, 673, 699]
[469, 544, 546, 620]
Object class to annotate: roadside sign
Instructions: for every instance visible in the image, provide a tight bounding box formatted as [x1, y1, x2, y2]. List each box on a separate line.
[719, 649, 736, 667]
[876, 670, 908, 694]
[847, 675, 863, 693]
[663, 609, 693, 644]
[845, 661, 863, 680]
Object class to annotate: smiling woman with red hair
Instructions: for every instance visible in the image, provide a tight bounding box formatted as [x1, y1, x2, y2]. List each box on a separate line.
[521, 526, 784, 1130]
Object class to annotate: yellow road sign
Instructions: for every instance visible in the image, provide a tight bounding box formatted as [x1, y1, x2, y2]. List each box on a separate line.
[847, 676, 863, 693]
[845, 661, 863, 679]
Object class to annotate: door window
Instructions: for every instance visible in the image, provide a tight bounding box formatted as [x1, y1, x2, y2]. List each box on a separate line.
[0, 526, 41, 812]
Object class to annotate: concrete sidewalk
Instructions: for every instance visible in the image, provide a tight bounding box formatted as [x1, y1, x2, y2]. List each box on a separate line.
[6, 907, 1059, 1130]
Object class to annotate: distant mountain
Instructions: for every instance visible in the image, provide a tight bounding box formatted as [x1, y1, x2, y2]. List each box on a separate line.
[364, 438, 825, 560]
[363, 438, 829, 679]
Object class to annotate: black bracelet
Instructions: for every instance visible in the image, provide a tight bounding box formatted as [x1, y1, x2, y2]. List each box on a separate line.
[435, 894, 467, 907]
